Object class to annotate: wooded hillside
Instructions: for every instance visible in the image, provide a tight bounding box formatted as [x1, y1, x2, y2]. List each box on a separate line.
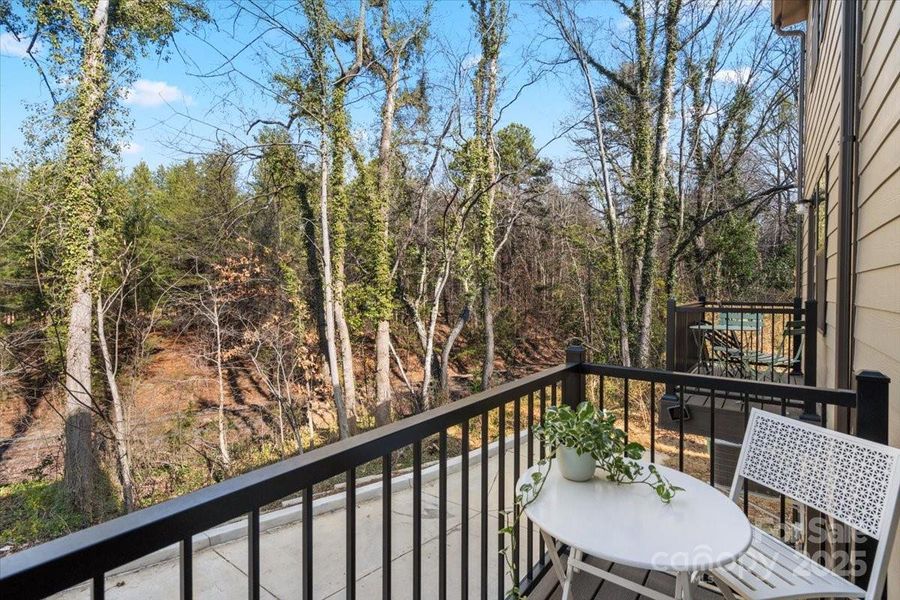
[0, 0, 799, 552]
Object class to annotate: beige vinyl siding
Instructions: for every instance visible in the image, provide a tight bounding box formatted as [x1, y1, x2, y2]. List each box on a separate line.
[799, 2, 900, 594]
[857, 0, 900, 444]
[802, 0, 842, 391]
[856, 0, 900, 594]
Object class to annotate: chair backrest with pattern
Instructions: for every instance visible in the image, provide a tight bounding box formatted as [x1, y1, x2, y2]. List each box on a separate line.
[731, 409, 900, 599]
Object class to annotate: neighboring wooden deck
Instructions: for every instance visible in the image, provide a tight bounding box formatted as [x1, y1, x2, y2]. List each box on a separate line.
[658, 372, 805, 444]
[530, 553, 723, 600]
[656, 371, 806, 490]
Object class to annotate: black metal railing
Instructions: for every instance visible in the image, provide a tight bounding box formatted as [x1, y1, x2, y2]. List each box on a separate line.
[0, 347, 890, 600]
[0, 362, 571, 600]
[666, 297, 817, 385]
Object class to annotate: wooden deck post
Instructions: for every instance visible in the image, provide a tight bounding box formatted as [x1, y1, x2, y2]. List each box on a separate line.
[801, 299, 818, 422]
[666, 298, 676, 395]
[563, 345, 585, 410]
[792, 296, 803, 375]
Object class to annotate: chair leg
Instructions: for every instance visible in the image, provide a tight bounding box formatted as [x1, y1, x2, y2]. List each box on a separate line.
[708, 572, 738, 600]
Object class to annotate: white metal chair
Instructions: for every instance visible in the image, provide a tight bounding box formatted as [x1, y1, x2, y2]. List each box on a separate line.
[707, 409, 900, 600]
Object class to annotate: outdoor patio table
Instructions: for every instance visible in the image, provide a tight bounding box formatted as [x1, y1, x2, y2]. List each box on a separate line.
[688, 321, 762, 375]
[518, 461, 752, 600]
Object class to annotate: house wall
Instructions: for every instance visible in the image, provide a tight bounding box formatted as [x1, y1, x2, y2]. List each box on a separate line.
[802, 1, 900, 594]
[856, 1, 900, 593]
[802, 0, 841, 390]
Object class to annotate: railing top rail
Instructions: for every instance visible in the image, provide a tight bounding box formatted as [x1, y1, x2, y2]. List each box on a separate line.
[580, 363, 856, 407]
[709, 300, 796, 307]
[0, 363, 573, 597]
[674, 304, 799, 315]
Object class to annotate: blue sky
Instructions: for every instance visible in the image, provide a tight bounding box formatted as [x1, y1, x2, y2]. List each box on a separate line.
[0, 1, 632, 173]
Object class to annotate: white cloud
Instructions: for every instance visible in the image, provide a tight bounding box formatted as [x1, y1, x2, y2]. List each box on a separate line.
[350, 127, 370, 147]
[614, 16, 632, 32]
[121, 141, 143, 155]
[714, 67, 751, 85]
[122, 79, 192, 107]
[0, 32, 36, 58]
[461, 54, 481, 71]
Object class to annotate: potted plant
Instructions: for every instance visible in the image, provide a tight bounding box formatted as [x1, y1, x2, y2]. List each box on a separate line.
[536, 402, 619, 481]
[537, 403, 681, 498]
[500, 402, 682, 598]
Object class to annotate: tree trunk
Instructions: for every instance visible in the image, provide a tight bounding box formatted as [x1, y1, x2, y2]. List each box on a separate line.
[374, 322, 391, 424]
[333, 283, 356, 429]
[318, 131, 350, 439]
[420, 260, 454, 409]
[440, 300, 471, 397]
[209, 290, 231, 472]
[96, 297, 135, 512]
[472, 0, 505, 390]
[373, 62, 400, 426]
[634, 0, 682, 367]
[578, 43, 631, 366]
[297, 180, 330, 381]
[627, 0, 655, 327]
[480, 285, 494, 388]
[64, 271, 95, 514]
[329, 82, 358, 430]
[62, 0, 113, 513]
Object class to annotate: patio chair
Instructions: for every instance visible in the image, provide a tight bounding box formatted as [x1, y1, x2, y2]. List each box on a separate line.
[701, 323, 748, 378]
[745, 320, 804, 379]
[705, 409, 900, 600]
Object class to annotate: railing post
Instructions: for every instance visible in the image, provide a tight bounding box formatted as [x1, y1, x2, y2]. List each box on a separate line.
[855, 370, 890, 444]
[792, 296, 803, 375]
[666, 298, 676, 395]
[854, 370, 890, 592]
[666, 298, 677, 373]
[563, 345, 585, 410]
[801, 300, 818, 421]
[803, 300, 817, 386]
[666, 296, 680, 394]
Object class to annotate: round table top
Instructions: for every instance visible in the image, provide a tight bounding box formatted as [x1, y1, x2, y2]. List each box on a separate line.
[518, 462, 752, 572]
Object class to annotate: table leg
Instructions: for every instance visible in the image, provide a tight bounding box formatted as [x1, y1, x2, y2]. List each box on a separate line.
[540, 530, 567, 585]
[675, 572, 696, 600]
[560, 549, 576, 600]
[571, 548, 582, 574]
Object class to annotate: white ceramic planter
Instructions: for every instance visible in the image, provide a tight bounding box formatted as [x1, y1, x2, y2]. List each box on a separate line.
[557, 446, 596, 481]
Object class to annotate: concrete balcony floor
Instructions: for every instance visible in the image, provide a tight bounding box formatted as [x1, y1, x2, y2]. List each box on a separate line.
[51, 435, 722, 600]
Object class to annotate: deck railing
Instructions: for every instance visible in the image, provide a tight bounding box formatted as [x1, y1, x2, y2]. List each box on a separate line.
[666, 297, 817, 386]
[0, 347, 890, 600]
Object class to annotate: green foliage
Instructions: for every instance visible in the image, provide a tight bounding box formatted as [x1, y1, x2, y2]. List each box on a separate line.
[0, 477, 119, 552]
[349, 157, 393, 324]
[0, 168, 48, 322]
[0, 480, 89, 551]
[762, 238, 797, 293]
[709, 212, 760, 297]
[499, 457, 551, 598]
[496, 123, 551, 187]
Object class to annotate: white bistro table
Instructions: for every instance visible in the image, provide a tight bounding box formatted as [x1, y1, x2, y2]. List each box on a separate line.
[518, 462, 752, 600]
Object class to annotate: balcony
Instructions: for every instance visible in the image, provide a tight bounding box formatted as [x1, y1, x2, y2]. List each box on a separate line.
[665, 298, 814, 384]
[661, 298, 821, 485]
[0, 347, 889, 600]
